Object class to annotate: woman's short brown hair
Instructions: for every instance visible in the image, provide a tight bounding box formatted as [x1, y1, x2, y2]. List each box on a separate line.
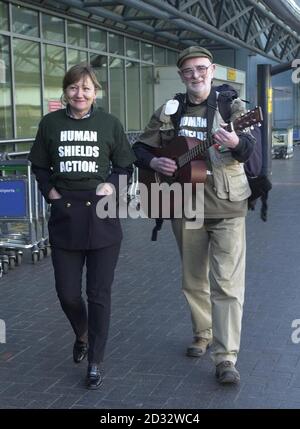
[63, 63, 101, 91]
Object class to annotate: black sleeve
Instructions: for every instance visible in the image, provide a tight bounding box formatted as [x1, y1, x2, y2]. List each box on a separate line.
[230, 132, 255, 163]
[110, 119, 136, 168]
[132, 142, 156, 170]
[28, 118, 51, 169]
[105, 165, 133, 193]
[31, 164, 53, 203]
[106, 118, 136, 193]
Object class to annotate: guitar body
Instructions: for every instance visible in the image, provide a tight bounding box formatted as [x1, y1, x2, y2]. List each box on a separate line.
[145, 136, 207, 185]
[138, 136, 207, 218]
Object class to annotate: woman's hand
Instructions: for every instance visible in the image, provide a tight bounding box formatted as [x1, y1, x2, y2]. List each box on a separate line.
[48, 188, 62, 200]
[149, 157, 177, 176]
[96, 183, 114, 196]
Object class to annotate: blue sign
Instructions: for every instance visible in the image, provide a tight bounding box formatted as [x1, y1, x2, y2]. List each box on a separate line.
[0, 179, 27, 217]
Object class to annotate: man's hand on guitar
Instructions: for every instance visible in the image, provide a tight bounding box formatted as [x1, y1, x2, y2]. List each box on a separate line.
[213, 124, 239, 149]
[150, 157, 178, 176]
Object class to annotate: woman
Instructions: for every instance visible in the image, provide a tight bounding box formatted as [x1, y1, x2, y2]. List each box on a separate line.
[29, 63, 135, 389]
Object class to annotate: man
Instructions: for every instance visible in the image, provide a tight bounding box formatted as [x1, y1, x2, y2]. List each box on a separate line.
[133, 46, 255, 384]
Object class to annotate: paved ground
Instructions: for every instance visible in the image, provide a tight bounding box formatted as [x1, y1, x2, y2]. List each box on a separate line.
[1, 147, 300, 409]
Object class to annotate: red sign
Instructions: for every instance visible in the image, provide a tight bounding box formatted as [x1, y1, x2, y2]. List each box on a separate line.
[48, 100, 62, 112]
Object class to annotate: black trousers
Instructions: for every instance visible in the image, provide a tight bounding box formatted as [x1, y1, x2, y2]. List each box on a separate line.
[51, 243, 121, 364]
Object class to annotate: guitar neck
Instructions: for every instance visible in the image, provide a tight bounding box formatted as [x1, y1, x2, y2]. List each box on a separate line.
[177, 134, 215, 168]
[177, 121, 233, 168]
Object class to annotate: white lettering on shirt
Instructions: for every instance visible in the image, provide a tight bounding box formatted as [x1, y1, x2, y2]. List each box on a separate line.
[57, 130, 100, 173]
[59, 160, 98, 173]
[178, 116, 207, 141]
[58, 145, 100, 158]
[60, 130, 98, 142]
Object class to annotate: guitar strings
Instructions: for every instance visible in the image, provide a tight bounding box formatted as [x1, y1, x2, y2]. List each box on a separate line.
[177, 134, 214, 168]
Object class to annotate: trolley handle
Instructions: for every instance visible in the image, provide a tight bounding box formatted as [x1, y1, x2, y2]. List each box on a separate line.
[0, 160, 30, 167]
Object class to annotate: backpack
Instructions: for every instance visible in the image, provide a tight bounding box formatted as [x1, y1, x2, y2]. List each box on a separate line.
[215, 84, 272, 221]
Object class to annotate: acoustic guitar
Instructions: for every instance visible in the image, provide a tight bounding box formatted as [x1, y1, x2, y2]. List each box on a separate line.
[138, 106, 263, 218]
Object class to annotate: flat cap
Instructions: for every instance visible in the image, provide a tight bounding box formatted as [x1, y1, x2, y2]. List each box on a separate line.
[177, 46, 213, 68]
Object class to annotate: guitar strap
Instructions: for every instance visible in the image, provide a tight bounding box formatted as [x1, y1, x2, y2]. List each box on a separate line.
[206, 86, 218, 135]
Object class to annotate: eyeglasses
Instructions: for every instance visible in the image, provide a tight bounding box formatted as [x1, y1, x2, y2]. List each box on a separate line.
[180, 64, 212, 79]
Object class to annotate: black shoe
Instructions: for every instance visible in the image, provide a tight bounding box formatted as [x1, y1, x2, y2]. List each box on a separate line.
[86, 364, 103, 390]
[73, 340, 88, 363]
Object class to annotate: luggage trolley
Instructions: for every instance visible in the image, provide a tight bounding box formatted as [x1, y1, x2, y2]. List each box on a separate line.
[0, 159, 50, 269]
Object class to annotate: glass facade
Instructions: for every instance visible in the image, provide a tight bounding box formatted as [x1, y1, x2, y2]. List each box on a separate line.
[44, 44, 65, 114]
[0, 0, 179, 149]
[67, 21, 86, 48]
[141, 64, 154, 127]
[154, 46, 166, 65]
[0, 35, 12, 140]
[89, 27, 106, 52]
[13, 38, 41, 138]
[0, 1, 8, 31]
[126, 60, 140, 130]
[141, 42, 153, 62]
[90, 53, 108, 111]
[126, 38, 139, 59]
[42, 14, 64, 43]
[12, 4, 39, 37]
[109, 33, 124, 56]
[68, 48, 87, 68]
[167, 49, 178, 66]
[110, 57, 125, 126]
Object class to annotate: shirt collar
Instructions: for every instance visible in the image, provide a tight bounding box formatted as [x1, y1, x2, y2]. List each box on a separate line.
[66, 104, 94, 119]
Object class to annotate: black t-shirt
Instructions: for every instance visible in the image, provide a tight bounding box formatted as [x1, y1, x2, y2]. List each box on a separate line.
[29, 107, 136, 191]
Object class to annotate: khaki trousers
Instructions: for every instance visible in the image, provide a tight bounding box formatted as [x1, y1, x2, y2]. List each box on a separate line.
[171, 217, 246, 365]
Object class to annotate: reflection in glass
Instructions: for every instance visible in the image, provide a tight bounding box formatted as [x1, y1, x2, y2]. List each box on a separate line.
[141, 64, 154, 128]
[126, 61, 140, 130]
[44, 45, 65, 114]
[68, 49, 87, 68]
[89, 28, 107, 52]
[0, 2, 8, 31]
[15, 142, 32, 153]
[13, 39, 41, 138]
[67, 21, 86, 47]
[109, 57, 125, 126]
[167, 50, 178, 66]
[154, 46, 166, 65]
[141, 43, 153, 62]
[42, 14, 64, 43]
[0, 143, 13, 152]
[0, 35, 13, 139]
[109, 33, 124, 56]
[90, 54, 108, 111]
[126, 38, 139, 59]
[12, 5, 39, 37]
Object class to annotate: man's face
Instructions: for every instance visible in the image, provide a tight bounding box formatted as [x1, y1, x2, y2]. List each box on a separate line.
[178, 57, 215, 97]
